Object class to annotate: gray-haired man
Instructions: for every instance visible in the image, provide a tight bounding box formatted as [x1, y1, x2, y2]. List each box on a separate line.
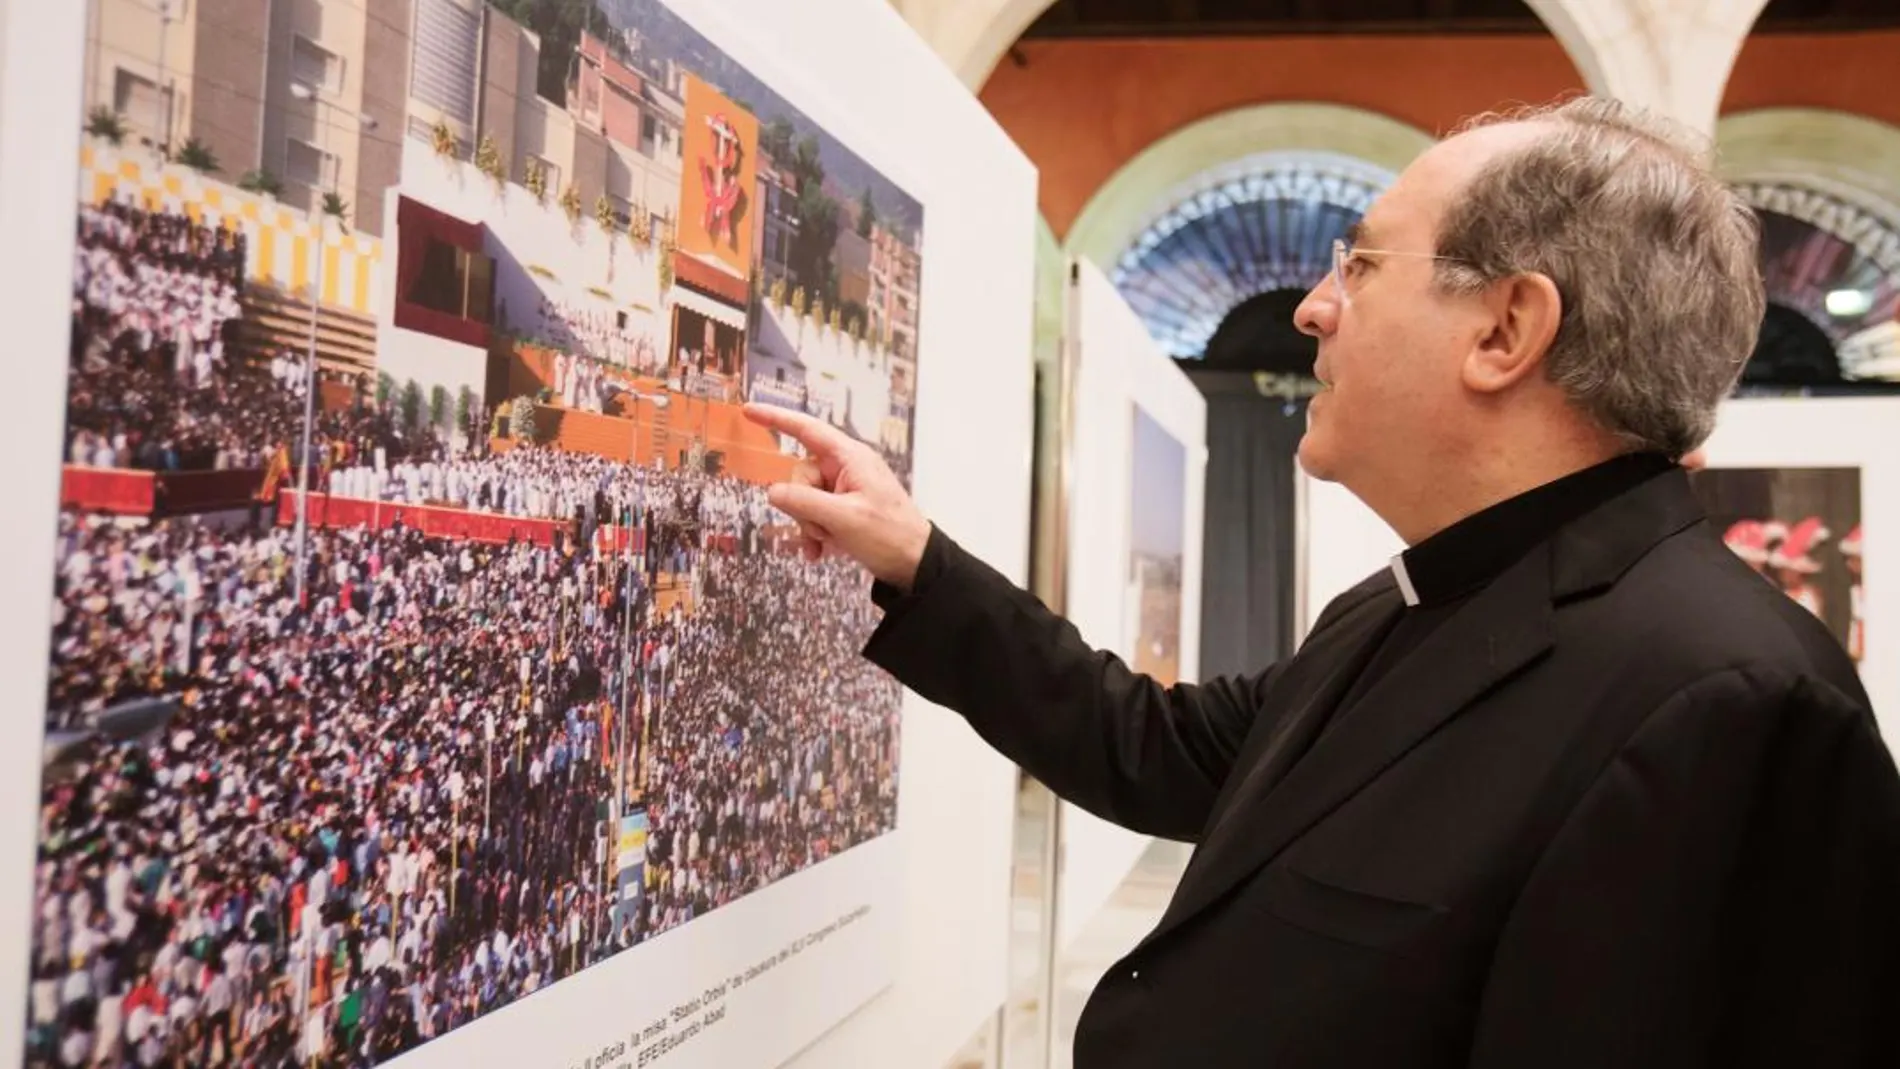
[748, 96, 1900, 1069]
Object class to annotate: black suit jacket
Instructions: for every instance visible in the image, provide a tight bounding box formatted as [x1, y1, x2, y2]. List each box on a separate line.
[863, 467, 1900, 1067]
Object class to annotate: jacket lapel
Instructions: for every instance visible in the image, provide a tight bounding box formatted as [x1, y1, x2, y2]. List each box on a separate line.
[1189, 584, 1403, 853]
[1138, 468, 1710, 951]
[1141, 540, 1557, 949]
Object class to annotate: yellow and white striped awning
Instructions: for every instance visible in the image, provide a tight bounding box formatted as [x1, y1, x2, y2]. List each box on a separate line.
[78, 141, 383, 317]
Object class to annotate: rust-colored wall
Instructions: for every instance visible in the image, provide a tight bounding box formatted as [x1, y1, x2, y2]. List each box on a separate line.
[978, 35, 1584, 239]
[984, 30, 1900, 243]
[1720, 30, 1900, 128]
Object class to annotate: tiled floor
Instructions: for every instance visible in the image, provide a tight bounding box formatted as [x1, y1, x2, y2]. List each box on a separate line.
[945, 828, 1191, 1069]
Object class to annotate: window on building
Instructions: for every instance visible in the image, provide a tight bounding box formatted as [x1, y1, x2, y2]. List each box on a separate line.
[285, 138, 339, 190]
[527, 154, 562, 193]
[112, 68, 165, 143]
[578, 67, 603, 122]
[465, 253, 495, 324]
[411, 0, 480, 127]
[292, 35, 344, 95]
[407, 238, 495, 324]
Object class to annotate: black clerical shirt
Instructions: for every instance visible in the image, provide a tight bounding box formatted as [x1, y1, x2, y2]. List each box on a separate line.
[1328, 450, 1678, 725]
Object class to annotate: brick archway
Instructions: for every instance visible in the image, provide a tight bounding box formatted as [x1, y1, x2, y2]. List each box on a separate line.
[1064, 103, 1433, 272]
[1717, 108, 1900, 231]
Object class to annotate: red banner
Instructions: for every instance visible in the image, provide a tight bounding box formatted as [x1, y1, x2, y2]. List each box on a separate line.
[275, 492, 569, 546]
[61, 465, 156, 515]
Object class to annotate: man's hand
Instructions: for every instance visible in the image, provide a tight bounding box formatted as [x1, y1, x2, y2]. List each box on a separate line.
[742, 403, 933, 592]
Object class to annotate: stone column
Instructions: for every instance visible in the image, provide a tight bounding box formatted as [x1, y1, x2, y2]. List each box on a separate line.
[1525, 0, 1769, 137]
[888, 0, 1060, 90]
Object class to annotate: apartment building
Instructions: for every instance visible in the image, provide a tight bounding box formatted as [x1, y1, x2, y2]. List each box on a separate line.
[82, 0, 688, 241]
[869, 222, 921, 361]
[411, 5, 685, 237]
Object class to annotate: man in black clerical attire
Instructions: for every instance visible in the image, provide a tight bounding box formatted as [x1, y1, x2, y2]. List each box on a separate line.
[744, 96, 1900, 1067]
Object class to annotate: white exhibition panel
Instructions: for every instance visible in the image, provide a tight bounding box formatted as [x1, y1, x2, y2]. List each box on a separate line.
[1698, 396, 1899, 744]
[0, 3, 1038, 1069]
[0, 6, 88, 1067]
[1059, 261, 1208, 948]
[1296, 471, 1403, 642]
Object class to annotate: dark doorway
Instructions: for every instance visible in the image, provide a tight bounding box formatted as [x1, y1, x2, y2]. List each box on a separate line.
[1743, 302, 1843, 387]
[1200, 287, 1315, 372]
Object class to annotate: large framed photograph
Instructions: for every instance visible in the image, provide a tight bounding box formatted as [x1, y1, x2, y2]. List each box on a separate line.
[8, 0, 931, 1065]
[1689, 467, 1864, 662]
[1698, 396, 1898, 754]
[1126, 406, 1189, 687]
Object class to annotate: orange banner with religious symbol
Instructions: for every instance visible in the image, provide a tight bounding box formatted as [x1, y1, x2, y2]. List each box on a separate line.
[678, 72, 759, 281]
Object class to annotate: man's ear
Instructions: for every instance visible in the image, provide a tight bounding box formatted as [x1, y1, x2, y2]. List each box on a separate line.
[1462, 271, 1562, 394]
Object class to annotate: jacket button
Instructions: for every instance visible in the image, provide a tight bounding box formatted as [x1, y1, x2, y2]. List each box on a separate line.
[1130, 969, 1140, 980]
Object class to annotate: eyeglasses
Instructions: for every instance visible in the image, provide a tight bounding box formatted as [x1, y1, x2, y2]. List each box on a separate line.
[1330, 238, 1466, 306]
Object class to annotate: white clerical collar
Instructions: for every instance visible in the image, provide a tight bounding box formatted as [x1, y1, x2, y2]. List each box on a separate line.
[1389, 553, 1421, 608]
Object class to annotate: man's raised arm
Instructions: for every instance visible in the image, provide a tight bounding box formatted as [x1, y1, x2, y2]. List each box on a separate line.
[742, 403, 1276, 839]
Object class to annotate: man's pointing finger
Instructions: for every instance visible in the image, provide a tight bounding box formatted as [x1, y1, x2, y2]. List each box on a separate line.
[742, 402, 856, 460]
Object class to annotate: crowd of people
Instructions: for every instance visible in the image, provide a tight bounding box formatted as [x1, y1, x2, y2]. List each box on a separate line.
[1721, 514, 1866, 662]
[32, 449, 901, 1066]
[638, 547, 900, 937]
[62, 197, 431, 484]
[65, 198, 271, 472]
[519, 296, 663, 374]
[326, 441, 772, 543]
[38, 187, 910, 1068]
[544, 349, 629, 415]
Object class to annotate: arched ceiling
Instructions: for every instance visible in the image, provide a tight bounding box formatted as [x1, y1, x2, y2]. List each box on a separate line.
[1096, 111, 1900, 384]
[1717, 109, 1900, 228]
[1108, 152, 1391, 358]
[1066, 102, 1433, 269]
[904, 0, 1816, 136]
[888, 0, 1900, 384]
[1754, 207, 1897, 338]
[1720, 109, 1900, 384]
[1065, 104, 1427, 360]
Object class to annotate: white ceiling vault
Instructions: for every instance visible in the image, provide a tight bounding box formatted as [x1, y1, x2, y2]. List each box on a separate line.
[889, 0, 1776, 136]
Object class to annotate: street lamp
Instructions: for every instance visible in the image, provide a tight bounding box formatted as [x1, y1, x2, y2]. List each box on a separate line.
[287, 79, 377, 603]
[153, 0, 176, 157]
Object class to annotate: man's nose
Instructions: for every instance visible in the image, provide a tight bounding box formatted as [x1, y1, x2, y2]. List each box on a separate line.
[1293, 282, 1336, 339]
